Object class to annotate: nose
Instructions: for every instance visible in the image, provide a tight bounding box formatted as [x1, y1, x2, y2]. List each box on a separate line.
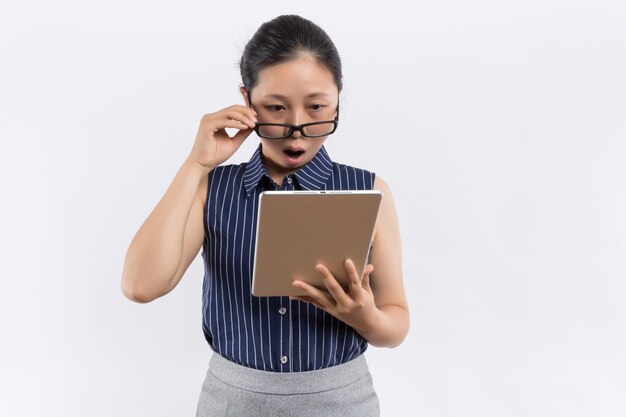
[288, 108, 305, 126]
[288, 110, 305, 138]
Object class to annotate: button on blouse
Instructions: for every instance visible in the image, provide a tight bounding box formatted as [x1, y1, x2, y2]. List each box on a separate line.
[201, 143, 376, 372]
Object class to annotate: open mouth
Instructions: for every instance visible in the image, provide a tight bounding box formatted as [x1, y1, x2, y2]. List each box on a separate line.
[284, 149, 305, 158]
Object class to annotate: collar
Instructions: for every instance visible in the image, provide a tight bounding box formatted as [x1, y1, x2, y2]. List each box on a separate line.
[242, 143, 334, 196]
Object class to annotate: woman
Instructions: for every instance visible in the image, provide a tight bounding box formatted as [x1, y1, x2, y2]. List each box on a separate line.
[121, 14, 409, 417]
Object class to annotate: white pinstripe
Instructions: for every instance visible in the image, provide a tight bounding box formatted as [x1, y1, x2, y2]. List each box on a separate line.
[201, 143, 375, 372]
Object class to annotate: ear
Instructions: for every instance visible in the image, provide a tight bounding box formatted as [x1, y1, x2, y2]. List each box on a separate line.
[240, 85, 250, 107]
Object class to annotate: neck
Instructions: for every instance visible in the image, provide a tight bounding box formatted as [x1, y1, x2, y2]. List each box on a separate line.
[262, 157, 294, 187]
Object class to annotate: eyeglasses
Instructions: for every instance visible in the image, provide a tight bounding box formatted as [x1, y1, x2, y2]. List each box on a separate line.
[245, 88, 339, 139]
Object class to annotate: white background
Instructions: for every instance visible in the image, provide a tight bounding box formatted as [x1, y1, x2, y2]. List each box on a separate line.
[1, 1, 625, 416]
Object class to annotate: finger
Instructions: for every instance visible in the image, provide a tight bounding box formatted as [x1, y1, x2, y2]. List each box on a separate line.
[344, 259, 364, 298]
[217, 110, 255, 129]
[290, 295, 324, 309]
[231, 125, 254, 148]
[293, 280, 335, 308]
[214, 119, 251, 132]
[315, 264, 351, 305]
[362, 264, 374, 290]
[210, 119, 252, 132]
[228, 115, 256, 129]
[224, 109, 257, 128]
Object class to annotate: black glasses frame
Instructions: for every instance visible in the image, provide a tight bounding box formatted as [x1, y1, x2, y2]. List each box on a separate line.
[245, 87, 340, 139]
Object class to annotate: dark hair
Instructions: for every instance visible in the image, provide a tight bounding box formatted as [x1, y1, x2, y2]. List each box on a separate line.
[238, 14, 343, 95]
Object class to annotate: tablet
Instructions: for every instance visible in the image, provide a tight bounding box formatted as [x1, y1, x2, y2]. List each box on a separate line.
[251, 190, 383, 297]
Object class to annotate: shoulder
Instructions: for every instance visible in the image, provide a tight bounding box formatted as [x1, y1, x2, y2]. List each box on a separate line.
[372, 174, 396, 209]
[332, 161, 374, 174]
[201, 162, 248, 209]
[205, 162, 250, 189]
[373, 174, 391, 194]
[330, 161, 376, 187]
[208, 162, 247, 178]
[371, 174, 396, 242]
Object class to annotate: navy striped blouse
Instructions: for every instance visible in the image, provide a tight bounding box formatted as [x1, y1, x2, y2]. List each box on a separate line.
[200, 143, 376, 372]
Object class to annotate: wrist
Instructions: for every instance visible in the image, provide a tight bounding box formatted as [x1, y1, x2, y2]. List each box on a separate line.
[183, 157, 214, 177]
[352, 306, 383, 342]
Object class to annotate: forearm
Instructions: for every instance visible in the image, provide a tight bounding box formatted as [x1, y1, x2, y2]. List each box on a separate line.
[354, 305, 410, 348]
[121, 158, 211, 302]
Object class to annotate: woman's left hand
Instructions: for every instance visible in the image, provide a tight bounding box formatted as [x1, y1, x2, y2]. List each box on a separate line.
[289, 259, 379, 332]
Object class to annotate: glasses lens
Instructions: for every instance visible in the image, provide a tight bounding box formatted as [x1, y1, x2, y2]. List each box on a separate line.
[302, 122, 335, 137]
[258, 124, 291, 139]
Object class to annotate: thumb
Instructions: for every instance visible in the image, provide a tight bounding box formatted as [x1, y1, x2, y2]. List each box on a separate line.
[231, 125, 254, 150]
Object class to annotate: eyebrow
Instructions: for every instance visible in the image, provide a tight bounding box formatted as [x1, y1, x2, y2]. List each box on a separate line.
[262, 92, 332, 100]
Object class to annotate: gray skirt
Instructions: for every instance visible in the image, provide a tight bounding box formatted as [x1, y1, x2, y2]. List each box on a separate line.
[195, 352, 380, 417]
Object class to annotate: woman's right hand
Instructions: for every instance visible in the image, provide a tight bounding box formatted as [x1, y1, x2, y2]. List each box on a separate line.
[187, 104, 258, 171]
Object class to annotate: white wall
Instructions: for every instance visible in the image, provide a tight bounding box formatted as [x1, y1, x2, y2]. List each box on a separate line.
[1, 1, 624, 416]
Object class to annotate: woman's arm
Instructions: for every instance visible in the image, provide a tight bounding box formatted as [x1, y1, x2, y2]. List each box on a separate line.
[290, 175, 410, 348]
[120, 159, 210, 303]
[352, 175, 409, 347]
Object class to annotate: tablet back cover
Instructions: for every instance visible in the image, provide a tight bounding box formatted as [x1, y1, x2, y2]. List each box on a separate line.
[252, 191, 382, 297]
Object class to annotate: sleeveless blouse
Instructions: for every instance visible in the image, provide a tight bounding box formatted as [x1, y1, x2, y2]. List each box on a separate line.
[201, 143, 376, 372]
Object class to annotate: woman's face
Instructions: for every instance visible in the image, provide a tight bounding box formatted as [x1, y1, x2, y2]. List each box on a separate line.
[240, 55, 339, 180]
